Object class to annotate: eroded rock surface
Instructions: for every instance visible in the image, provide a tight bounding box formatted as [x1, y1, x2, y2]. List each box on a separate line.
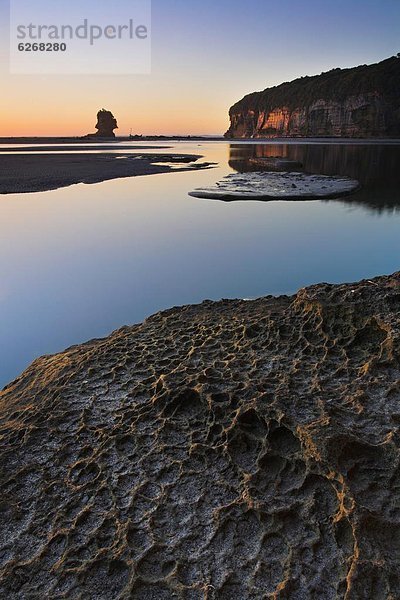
[1, 273, 400, 598]
[189, 172, 360, 201]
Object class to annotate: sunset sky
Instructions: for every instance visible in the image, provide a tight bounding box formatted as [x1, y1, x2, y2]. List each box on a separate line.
[0, 0, 399, 136]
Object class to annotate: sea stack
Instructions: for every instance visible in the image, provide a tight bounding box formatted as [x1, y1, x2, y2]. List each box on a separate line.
[85, 109, 118, 138]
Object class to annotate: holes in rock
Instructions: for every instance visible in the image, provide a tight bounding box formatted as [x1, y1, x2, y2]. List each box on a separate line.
[346, 319, 387, 361]
[115, 435, 136, 454]
[96, 519, 117, 549]
[68, 461, 100, 486]
[334, 518, 354, 553]
[210, 392, 229, 403]
[238, 409, 267, 438]
[243, 323, 262, 338]
[75, 509, 99, 532]
[207, 423, 224, 443]
[162, 388, 204, 420]
[78, 447, 94, 460]
[279, 459, 307, 492]
[258, 453, 285, 476]
[268, 425, 301, 455]
[126, 526, 151, 551]
[336, 439, 385, 486]
[227, 431, 262, 472]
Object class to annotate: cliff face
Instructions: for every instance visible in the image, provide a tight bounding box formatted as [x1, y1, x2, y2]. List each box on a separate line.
[226, 56, 400, 138]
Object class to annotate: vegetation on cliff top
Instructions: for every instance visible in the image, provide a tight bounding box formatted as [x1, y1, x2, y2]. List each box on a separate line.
[229, 56, 400, 115]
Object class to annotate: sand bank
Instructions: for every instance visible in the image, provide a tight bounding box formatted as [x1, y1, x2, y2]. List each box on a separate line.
[0, 152, 206, 194]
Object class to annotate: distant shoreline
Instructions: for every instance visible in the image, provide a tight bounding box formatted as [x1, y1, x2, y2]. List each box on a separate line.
[1, 136, 400, 145]
[0, 136, 223, 144]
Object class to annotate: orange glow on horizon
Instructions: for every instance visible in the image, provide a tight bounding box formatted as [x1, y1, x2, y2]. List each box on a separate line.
[0, 115, 227, 137]
[0, 79, 230, 137]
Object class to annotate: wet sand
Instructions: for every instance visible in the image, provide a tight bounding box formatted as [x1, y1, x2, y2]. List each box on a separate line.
[1, 272, 400, 597]
[0, 152, 206, 194]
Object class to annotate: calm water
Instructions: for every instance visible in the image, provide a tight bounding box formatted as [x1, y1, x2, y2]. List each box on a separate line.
[1, 141, 400, 387]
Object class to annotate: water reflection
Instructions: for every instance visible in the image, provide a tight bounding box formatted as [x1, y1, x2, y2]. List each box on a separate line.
[229, 144, 400, 212]
[1, 141, 400, 387]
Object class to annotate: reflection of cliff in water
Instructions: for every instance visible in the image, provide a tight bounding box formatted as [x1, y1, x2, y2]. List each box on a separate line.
[229, 144, 400, 212]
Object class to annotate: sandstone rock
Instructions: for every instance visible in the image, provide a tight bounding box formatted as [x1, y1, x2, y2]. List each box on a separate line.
[189, 171, 360, 200]
[1, 273, 400, 598]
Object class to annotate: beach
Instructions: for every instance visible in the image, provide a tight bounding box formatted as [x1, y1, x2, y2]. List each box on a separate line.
[1, 0, 400, 596]
[0, 150, 206, 194]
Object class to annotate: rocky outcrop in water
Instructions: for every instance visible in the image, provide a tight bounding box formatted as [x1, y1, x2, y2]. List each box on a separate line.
[225, 56, 400, 138]
[85, 109, 118, 138]
[1, 273, 400, 598]
[189, 172, 360, 201]
[228, 142, 400, 212]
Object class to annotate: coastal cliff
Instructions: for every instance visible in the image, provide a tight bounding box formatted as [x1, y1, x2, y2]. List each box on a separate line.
[1, 272, 400, 597]
[225, 56, 400, 138]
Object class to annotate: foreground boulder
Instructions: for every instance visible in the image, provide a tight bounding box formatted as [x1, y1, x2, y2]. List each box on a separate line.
[1, 273, 400, 598]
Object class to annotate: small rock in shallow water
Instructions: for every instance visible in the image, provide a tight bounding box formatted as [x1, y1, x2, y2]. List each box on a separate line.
[189, 171, 360, 201]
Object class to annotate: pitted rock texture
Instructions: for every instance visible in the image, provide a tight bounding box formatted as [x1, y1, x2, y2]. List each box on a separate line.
[1, 273, 400, 599]
[189, 172, 360, 201]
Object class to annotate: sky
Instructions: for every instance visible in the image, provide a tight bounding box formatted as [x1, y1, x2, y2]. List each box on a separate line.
[0, 0, 399, 136]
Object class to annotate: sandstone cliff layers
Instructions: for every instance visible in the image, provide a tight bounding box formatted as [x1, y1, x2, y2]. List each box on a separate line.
[1, 273, 400, 598]
[225, 56, 400, 138]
